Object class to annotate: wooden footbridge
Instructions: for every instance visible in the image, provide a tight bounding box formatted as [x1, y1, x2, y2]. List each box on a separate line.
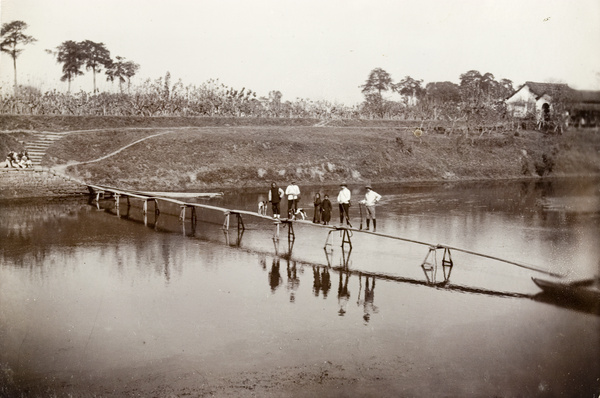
[87, 184, 565, 279]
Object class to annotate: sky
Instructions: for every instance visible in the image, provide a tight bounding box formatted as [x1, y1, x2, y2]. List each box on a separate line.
[1, 0, 599, 105]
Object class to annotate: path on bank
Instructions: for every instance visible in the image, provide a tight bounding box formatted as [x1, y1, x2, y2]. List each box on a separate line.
[51, 130, 175, 174]
[17, 126, 191, 168]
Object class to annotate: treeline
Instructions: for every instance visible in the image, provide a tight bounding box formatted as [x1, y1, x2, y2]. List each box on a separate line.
[2, 19, 526, 126]
[1, 75, 359, 118]
[0, 69, 520, 126]
[359, 68, 516, 123]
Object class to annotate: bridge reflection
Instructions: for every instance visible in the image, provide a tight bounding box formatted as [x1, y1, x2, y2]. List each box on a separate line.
[92, 196, 599, 318]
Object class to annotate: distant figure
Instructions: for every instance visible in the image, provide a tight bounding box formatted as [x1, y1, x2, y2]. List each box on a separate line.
[268, 182, 284, 218]
[285, 181, 301, 218]
[4, 151, 15, 168]
[360, 185, 382, 231]
[337, 183, 351, 226]
[23, 155, 33, 168]
[321, 194, 332, 225]
[313, 193, 322, 223]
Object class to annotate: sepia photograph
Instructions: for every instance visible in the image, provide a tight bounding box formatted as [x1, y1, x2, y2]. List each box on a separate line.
[1, 0, 599, 396]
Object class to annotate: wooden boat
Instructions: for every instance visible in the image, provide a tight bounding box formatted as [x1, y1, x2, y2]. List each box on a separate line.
[532, 277, 600, 304]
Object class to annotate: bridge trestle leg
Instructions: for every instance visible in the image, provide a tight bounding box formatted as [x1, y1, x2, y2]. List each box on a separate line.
[324, 230, 334, 250]
[421, 246, 438, 283]
[236, 214, 245, 232]
[442, 247, 453, 281]
[421, 246, 438, 270]
[273, 221, 280, 242]
[223, 213, 230, 230]
[341, 229, 352, 250]
[288, 221, 295, 241]
[114, 193, 120, 208]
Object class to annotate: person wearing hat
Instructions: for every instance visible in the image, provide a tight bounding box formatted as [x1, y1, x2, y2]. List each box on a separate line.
[361, 185, 382, 231]
[285, 181, 301, 218]
[337, 183, 352, 226]
[268, 182, 285, 218]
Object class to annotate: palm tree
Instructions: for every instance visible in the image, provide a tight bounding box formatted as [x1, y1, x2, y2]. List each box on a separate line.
[80, 40, 112, 93]
[1, 20, 37, 94]
[52, 40, 85, 92]
[106, 56, 139, 93]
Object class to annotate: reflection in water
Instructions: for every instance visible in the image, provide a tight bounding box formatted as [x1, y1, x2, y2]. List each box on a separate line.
[223, 228, 244, 247]
[337, 269, 351, 316]
[269, 258, 282, 292]
[357, 274, 378, 323]
[286, 260, 300, 302]
[2, 185, 600, 397]
[312, 266, 331, 298]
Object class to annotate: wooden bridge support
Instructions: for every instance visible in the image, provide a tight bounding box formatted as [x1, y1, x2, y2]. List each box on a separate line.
[94, 190, 105, 203]
[324, 227, 352, 251]
[222, 211, 245, 233]
[273, 220, 281, 242]
[441, 247, 454, 280]
[421, 246, 454, 284]
[179, 204, 195, 222]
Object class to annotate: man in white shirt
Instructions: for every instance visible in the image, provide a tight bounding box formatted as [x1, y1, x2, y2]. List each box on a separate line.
[361, 185, 382, 231]
[337, 183, 352, 226]
[285, 181, 300, 218]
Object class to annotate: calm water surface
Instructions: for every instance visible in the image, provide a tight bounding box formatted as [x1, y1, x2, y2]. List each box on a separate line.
[1, 178, 599, 395]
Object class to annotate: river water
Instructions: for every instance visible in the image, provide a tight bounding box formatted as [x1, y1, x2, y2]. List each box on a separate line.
[1, 178, 599, 396]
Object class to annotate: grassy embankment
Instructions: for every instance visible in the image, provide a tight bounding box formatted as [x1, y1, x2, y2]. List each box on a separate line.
[1, 115, 599, 191]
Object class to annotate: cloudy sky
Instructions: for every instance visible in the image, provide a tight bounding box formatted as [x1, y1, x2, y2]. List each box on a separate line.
[1, 0, 599, 104]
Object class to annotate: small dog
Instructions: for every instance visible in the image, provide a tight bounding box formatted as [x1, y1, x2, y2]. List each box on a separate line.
[258, 201, 268, 216]
[289, 208, 307, 220]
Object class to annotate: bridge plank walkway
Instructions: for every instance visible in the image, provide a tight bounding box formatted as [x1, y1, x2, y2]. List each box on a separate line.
[87, 183, 564, 278]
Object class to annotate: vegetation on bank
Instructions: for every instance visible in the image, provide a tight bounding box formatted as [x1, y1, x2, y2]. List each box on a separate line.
[8, 123, 592, 192]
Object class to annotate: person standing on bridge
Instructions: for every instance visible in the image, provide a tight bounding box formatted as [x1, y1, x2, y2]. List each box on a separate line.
[361, 185, 382, 232]
[337, 183, 352, 226]
[268, 182, 284, 218]
[312, 193, 322, 223]
[321, 194, 332, 225]
[285, 181, 300, 219]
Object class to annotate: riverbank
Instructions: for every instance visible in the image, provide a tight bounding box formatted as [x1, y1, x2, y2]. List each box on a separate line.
[1, 115, 599, 194]
[0, 168, 88, 199]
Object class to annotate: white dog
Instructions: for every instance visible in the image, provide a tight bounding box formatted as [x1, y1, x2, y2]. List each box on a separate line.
[290, 208, 307, 220]
[258, 201, 268, 216]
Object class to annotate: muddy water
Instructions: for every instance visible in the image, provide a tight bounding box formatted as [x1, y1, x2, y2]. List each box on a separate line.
[1, 178, 599, 396]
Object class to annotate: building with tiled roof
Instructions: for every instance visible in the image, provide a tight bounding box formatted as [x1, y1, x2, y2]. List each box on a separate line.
[505, 82, 600, 126]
